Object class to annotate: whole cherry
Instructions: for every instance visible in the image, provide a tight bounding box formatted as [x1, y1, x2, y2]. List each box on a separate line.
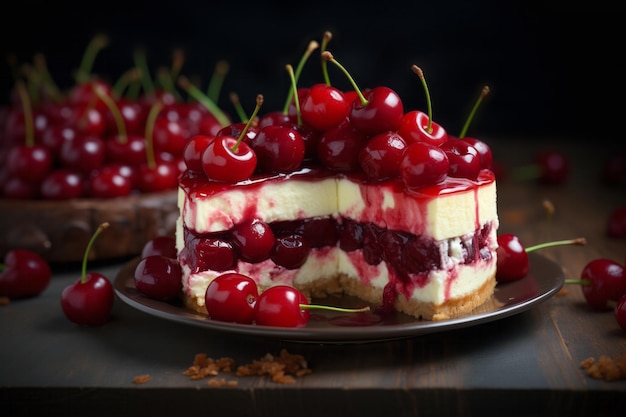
[60, 222, 115, 326]
[607, 206, 626, 238]
[565, 258, 626, 311]
[400, 141, 449, 190]
[0, 249, 51, 299]
[204, 273, 259, 324]
[134, 255, 183, 301]
[496, 234, 586, 282]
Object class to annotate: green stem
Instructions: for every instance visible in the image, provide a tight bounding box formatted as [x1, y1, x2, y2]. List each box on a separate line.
[282, 40, 319, 114]
[285, 64, 302, 126]
[207, 60, 229, 104]
[177, 75, 231, 127]
[15, 80, 34, 147]
[229, 92, 249, 123]
[81, 222, 110, 283]
[459, 85, 490, 139]
[134, 49, 156, 96]
[232, 94, 263, 153]
[299, 304, 370, 313]
[411, 65, 433, 133]
[525, 237, 587, 253]
[93, 84, 127, 143]
[76, 34, 108, 84]
[145, 101, 164, 169]
[320, 31, 332, 86]
[322, 51, 368, 106]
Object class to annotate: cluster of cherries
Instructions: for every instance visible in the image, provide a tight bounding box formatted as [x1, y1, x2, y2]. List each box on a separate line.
[0, 35, 229, 199]
[183, 48, 495, 191]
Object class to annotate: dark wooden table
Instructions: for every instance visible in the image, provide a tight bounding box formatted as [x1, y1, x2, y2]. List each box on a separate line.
[2, 139, 626, 417]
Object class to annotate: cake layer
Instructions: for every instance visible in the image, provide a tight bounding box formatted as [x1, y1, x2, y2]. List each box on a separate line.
[180, 219, 498, 320]
[178, 168, 497, 245]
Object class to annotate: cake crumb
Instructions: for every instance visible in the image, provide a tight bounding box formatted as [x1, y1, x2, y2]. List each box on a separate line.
[183, 349, 311, 385]
[556, 288, 569, 296]
[580, 354, 626, 381]
[133, 374, 151, 384]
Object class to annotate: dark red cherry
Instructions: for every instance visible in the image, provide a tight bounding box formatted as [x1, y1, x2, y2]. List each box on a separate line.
[300, 83, 350, 131]
[137, 160, 179, 192]
[614, 294, 626, 332]
[193, 237, 237, 272]
[183, 135, 215, 173]
[231, 219, 275, 263]
[350, 87, 404, 136]
[440, 139, 481, 180]
[0, 249, 52, 299]
[358, 131, 407, 180]
[577, 259, 626, 311]
[461, 137, 493, 170]
[533, 150, 569, 185]
[204, 273, 258, 324]
[251, 125, 305, 174]
[398, 110, 448, 147]
[134, 255, 183, 301]
[607, 206, 626, 238]
[40, 170, 85, 200]
[5, 144, 53, 184]
[255, 285, 310, 328]
[495, 234, 529, 282]
[400, 141, 449, 189]
[59, 134, 106, 174]
[318, 123, 368, 172]
[271, 234, 310, 269]
[201, 135, 257, 182]
[87, 164, 133, 198]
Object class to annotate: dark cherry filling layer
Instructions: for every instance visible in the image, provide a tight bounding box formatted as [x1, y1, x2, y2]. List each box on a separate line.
[180, 217, 494, 284]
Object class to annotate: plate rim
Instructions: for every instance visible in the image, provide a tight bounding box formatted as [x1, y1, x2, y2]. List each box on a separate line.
[114, 252, 564, 343]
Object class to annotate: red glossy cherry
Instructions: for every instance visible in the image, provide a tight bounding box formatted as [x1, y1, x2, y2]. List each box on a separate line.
[231, 219, 275, 263]
[251, 125, 305, 174]
[349, 86, 404, 136]
[58, 134, 106, 174]
[202, 135, 257, 182]
[461, 137, 493, 170]
[0, 249, 51, 299]
[495, 234, 529, 282]
[533, 150, 569, 185]
[134, 255, 183, 300]
[86, 164, 133, 198]
[5, 144, 53, 184]
[60, 222, 114, 326]
[39, 170, 85, 200]
[358, 131, 407, 180]
[317, 123, 367, 172]
[255, 285, 310, 328]
[136, 160, 179, 192]
[578, 259, 626, 311]
[440, 139, 481, 180]
[271, 234, 310, 269]
[204, 273, 258, 324]
[300, 83, 350, 131]
[398, 110, 448, 147]
[400, 141, 449, 189]
[183, 135, 215, 173]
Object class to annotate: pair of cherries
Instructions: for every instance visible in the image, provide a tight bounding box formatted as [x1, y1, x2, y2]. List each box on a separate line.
[204, 272, 368, 327]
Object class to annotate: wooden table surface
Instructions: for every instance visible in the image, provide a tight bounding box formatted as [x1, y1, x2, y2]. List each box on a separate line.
[2, 139, 625, 417]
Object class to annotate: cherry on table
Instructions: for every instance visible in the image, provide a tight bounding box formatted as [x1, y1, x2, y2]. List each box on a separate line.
[565, 258, 626, 311]
[60, 222, 115, 326]
[0, 249, 51, 299]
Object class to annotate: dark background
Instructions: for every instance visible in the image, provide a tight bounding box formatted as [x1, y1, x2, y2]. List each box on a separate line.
[2, 1, 625, 143]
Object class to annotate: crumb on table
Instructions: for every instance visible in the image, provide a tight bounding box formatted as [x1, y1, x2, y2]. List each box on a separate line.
[580, 353, 626, 381]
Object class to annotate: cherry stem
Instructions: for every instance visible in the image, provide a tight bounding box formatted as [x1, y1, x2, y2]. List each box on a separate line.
[229, 92, 249, 123]
[145, 100, 164, 169]
[459, 85, 490, 139]
[285, 64, 302, 126]
[93, 84, 127, 143]
[81, 222, 110, 284]
[111, 67, 141, 100]
[322, 51, 368, 106]
[33, 53, 63, 104]
[207, 60, 229, 104]
[133, 48, 156, 96]
[177, 75, 231, 127]
[75, 33, 108, 84]
[411, 65, 433, 133]
[157, 67, 182, 101]
[15, 80, 34, 147]
[320, 31, 333, 86]
[231, 94, 263, 153]
[299, 304, 371, 314]
[525, 237, 586, 253]
[282, 40, 319, 114]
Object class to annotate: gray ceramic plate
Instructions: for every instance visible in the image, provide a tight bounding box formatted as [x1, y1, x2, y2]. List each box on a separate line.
[114, 252, 564, 343]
